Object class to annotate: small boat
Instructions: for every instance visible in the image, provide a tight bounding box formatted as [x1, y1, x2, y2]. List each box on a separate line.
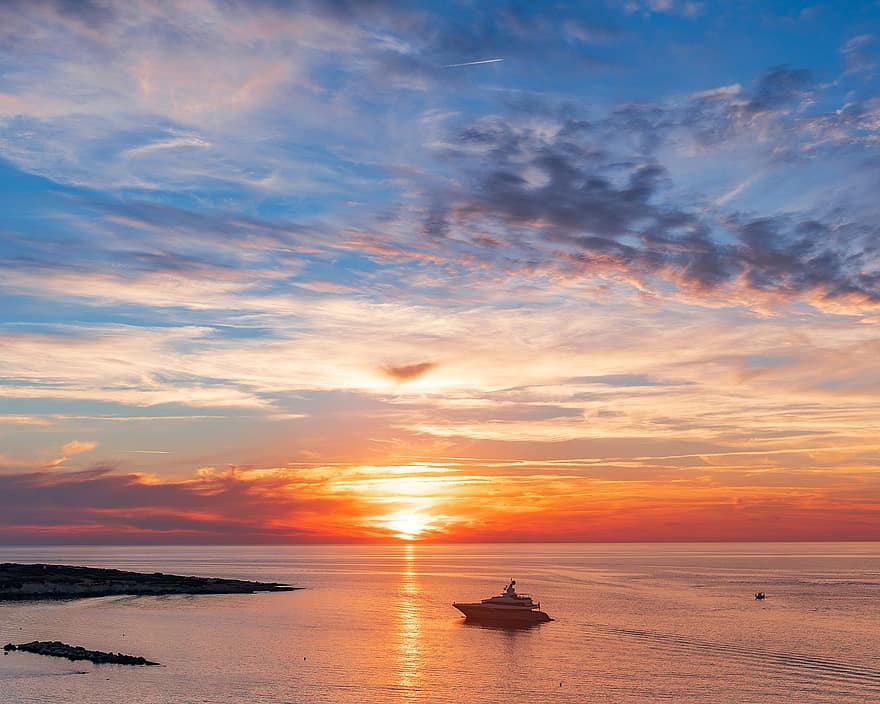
[453, 579, 553, 624]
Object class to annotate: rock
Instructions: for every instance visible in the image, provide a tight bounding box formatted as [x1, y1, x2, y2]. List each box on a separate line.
[5, 640, 159, 666]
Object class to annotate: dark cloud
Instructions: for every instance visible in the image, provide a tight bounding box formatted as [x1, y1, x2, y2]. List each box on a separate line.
[725, 215, 880, 300]
[440, 114, 685, 259]
[216, 0, 406, 20]
[444, 115, 679, 244]
[746, 66, 815, 113]
[381, 361, 436, 382]
[0, 466, 369, 544]
[425, 88, 880, 306]
[0, 0, 115, 23]
[672, 65, 817, 151]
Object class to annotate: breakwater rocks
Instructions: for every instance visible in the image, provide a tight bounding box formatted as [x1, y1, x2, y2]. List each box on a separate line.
[4, 641, 159, 666]
[0, 563, 299, 600]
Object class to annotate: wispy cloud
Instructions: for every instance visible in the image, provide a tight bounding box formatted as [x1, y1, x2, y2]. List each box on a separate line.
[2, 0, 880, 541]
[2, 453, 878, 543]
[61, 440, 98, 456]
[443, 58, 504, 68]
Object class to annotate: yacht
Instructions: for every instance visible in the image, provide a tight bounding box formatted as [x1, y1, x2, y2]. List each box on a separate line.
[453, 579, 553, 624]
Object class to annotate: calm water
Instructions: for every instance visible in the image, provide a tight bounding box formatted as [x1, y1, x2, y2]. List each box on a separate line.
[1, 543, 879, 703]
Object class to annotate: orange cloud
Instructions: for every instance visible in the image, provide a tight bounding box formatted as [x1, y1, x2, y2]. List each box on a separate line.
[382, 361, 437, 383]
[62, 440, 99, 456]
[4, 452, 878, 544]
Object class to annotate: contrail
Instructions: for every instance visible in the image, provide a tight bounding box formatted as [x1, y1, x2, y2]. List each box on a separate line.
[443, 58, 504, 68]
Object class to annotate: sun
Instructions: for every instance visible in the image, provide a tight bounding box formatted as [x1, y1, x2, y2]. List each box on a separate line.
[381, 511, 431, 540]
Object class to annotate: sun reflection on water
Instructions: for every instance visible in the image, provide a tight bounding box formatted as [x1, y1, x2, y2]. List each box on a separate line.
[396, 544, 423, 701]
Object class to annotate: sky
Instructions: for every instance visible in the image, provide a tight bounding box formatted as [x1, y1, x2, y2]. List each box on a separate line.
[1, 0, 879, 544]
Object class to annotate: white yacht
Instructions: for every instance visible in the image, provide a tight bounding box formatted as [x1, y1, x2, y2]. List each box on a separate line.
[453, 579, 552, 624]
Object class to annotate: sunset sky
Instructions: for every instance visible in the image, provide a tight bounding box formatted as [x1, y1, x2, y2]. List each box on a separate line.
[1, 0, 879, 543]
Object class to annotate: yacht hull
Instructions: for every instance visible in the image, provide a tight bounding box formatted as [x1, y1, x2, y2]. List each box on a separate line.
[453, 603, 553, 623]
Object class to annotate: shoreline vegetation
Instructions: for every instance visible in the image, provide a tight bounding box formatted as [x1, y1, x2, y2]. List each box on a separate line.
[0, 563, 299, 600]
[4, 641, 159, 666]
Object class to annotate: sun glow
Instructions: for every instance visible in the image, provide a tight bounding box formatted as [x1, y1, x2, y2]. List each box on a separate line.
[381, 511, 432, 540]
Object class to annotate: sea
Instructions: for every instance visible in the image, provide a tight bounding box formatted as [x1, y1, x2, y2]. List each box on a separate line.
[1, 543, 879, 703]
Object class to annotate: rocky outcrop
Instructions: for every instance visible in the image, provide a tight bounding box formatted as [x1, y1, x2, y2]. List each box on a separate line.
[0, 563, 299, 600]
[4, 641, 159, 666]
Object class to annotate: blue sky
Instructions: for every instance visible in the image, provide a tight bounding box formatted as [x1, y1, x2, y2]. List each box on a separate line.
[1, 0, 879, 542]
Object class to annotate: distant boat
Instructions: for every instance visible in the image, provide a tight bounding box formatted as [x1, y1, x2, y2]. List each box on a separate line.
[453, 579, 553, 624]
[755, 591, 766, 600]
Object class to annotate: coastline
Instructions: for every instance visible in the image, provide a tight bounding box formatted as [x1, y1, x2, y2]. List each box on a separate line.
[0, 562, 299, 600]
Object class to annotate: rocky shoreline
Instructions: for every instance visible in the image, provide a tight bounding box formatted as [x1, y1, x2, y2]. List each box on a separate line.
[4, 640, 159, 666]
[0, 562, 299, 600]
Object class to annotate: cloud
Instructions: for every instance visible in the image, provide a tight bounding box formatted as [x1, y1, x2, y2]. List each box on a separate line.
[0, 0, 629, 192]
[745, 66, 814, 114]
[0, 0, 391, 192]
[0, 465, 374, 543]
[61, 440, 98, 456]
[416, 68, 880, 312]
[6, 5, 870, 319]
[621, 0, 704, 18]
[2, 1, 880, 546]
[48, 439, 99, 467]
[563, 19, 619, 44]
[381, 361, 437, 382]
[842, 33, 877, 74]
[2, 451, 878, 543]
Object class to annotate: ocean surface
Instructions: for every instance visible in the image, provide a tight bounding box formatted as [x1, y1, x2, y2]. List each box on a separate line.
[1, 543, 879, 703]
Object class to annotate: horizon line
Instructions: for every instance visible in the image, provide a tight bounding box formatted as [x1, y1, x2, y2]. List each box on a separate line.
[2, 538, 879, 547]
